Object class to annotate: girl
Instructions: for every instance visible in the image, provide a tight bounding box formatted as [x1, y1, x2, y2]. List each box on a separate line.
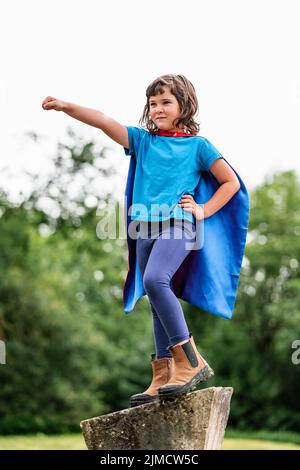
[42, 74, 249, 408]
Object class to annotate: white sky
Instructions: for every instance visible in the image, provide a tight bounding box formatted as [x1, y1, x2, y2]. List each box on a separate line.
[1, 0, 300, 204]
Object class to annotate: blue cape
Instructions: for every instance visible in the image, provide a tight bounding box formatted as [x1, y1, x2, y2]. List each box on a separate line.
[122, 147, 250, 320]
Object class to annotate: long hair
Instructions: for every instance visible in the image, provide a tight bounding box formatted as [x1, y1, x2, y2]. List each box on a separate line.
[139, 74, 201, 135]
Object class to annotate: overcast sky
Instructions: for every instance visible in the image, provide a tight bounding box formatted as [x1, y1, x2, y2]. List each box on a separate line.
[1, 0, 299, 204]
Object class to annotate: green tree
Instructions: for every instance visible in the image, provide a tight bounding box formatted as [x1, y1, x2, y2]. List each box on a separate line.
[0, 130, 151, 433]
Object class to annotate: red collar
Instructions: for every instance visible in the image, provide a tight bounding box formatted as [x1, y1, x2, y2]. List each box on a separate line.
[153, 130, 196, 137]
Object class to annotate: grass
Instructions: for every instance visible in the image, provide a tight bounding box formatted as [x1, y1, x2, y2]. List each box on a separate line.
[0, 431, 300, 450]
[222, 438, 300, 450]
[0, 434, 87, 450]
[225, 428, 300, 445]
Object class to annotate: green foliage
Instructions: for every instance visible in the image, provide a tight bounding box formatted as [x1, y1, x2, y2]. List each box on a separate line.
[0, 132, 153, 433]
[1, 134, 300, 433]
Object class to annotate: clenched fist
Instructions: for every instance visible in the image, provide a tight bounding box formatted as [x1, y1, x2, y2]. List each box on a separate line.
[41, 96, 65, 111]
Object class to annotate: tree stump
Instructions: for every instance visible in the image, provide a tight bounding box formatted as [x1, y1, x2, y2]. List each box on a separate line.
[80, 386, 233, 450]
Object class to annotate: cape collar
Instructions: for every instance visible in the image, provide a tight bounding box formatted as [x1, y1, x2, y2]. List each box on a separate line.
[153, 129, 196, 137]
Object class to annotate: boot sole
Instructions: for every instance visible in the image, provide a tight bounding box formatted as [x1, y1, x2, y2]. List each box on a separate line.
[130, 394, 159, 407]
[158, 365, 214, 400]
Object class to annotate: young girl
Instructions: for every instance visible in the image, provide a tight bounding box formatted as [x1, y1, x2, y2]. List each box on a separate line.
[42, 74, 249, 408]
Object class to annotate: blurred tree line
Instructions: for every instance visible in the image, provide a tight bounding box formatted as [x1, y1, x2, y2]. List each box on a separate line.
[0, 129, 300, 434]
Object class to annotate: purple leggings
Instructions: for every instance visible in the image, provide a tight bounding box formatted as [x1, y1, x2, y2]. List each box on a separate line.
[135, 218, 197, 359]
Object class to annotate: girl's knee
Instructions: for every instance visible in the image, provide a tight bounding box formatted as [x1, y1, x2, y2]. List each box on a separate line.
[143, 271, 170, 294]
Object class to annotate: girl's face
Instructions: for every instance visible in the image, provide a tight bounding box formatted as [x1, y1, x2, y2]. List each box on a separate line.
[149, 86, 184, 132]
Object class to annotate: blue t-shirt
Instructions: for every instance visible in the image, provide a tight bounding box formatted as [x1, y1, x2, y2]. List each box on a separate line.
[123, 127, 224, 222]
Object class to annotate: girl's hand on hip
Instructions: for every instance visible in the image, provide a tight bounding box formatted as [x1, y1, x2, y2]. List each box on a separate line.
[42, 96, 65, 111]
[178, 194, 205, 221]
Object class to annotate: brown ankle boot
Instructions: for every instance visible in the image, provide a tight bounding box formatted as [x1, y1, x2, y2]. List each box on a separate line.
[158, 334, 214, 399]
[130, 354, 174, 407]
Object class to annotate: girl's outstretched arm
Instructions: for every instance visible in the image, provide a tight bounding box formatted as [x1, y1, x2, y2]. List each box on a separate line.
[41, 96, 129, 149]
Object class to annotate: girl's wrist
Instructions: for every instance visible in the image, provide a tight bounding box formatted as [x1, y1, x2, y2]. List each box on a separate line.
[194, 204, 205, 221]
[62, 101, 69, 112]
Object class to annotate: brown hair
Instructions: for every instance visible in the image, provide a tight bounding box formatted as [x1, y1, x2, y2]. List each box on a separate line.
[138, 74, 201, 135]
